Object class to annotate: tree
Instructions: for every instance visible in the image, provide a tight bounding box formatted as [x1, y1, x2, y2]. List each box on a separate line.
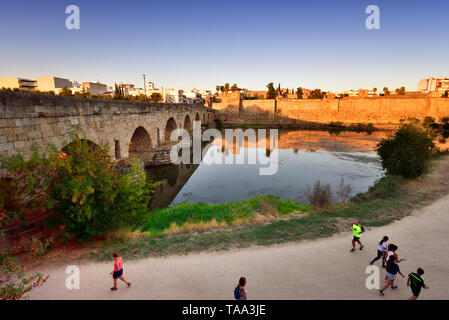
[151, 92, 163, 102]
[383, 87, 390, 96]
[308, 89, 325, 99]
[398, 87, 406, 95]
[376, 123, 436, 178]
[216, 85, 220, 95]
[373, 88, 378, 95]
[224, 83, 230, 94]
[59, 87, 73, 97]
[277, 83, 281, 96]
[114, 83, 125, 99]
[0, 136, 154, 242]
[266, 82, 276, 99]
[231, 83, 238, 92]
[220, 85, 225, 94]
[296, 87, 304, 99]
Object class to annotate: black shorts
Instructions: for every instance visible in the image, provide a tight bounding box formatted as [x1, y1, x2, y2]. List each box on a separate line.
[113, 269, 123, 279]
[411, 286, 421, 297]
[353, 236, 360, 241]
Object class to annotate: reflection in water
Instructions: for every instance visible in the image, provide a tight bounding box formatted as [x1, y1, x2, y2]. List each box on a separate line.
[146, 129, 448, 208]
[147, 163, 199, 209]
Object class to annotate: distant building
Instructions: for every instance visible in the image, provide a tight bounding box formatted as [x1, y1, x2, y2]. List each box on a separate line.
[418, 77, 449, 92]
[0, 77, 37, 91]
[165, 89, 186, 103]
[341, 89, 358, 97]
[325, 92, 336, 99]
[1, 76, 109, 96]
[357, 89, 369, 97]
[184, 90, 203, 104]
[36, 76, 73, 94]
[246, 90, 267, 99]
[82, 82, 108, 95]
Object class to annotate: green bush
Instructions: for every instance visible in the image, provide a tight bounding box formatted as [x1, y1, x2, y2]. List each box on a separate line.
[376, 123, 436, 178]
[0, 137, 154, 242]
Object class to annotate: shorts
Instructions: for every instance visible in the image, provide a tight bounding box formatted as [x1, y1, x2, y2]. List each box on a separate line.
[411, 286, 421, 297]
[113, 269, 123, 279]
[386, 271, 396, 281]
[353, 236, 360, 241]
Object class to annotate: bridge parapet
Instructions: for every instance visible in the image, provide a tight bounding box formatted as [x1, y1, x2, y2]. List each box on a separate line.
[0, 92, 215, 160]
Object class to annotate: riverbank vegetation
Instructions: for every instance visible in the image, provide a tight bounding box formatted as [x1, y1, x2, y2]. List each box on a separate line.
[0, 137, 154, 243]
[377, 123, 436, 178]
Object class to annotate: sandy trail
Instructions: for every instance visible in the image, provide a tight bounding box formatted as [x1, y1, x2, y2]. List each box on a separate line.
[30, 193, 449, 300]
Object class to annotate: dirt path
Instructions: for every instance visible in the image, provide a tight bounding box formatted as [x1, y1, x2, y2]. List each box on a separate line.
[30, 191, 449, 300]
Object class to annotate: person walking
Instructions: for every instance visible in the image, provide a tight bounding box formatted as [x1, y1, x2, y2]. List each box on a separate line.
[350, 220, 365, 252]
[110, 252, 131, 291]
[378, 255, 404, 296]
[384, 244, 406, 281]
[407, 268, 429, 300]
[234, 277, 247, 300]
[370, 236, 389, 267]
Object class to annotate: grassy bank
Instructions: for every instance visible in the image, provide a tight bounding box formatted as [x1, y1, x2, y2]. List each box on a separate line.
[138, 195, 310, 236]
[78, 153, 449, 262]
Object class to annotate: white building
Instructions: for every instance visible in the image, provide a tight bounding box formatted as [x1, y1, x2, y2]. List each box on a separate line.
[418, 77, 449, 92]
[0, 77, 37, 91]
[184, 90, 204, 104]
[164, 89, 186, 103]
[36, 76, 73, 94]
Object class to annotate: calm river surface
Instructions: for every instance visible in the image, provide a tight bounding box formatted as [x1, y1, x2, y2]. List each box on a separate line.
[147, 129, 392, 208]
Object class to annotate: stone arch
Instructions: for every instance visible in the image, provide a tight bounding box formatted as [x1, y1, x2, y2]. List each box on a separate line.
[184, 114, 192, 130]
[164, 117, 177, 142]
[202, 114, 206, 123]
[129, 126, 152, 160]
[195, 113, 200, 121]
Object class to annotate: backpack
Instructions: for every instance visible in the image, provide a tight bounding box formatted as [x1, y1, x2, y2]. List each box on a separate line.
[234, 286, 241, 300]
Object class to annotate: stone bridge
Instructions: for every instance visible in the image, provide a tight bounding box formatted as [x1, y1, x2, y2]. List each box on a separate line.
[0, 92, 215, 161]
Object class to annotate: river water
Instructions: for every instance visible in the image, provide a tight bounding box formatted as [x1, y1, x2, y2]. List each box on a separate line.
[146, 129, 396, 208]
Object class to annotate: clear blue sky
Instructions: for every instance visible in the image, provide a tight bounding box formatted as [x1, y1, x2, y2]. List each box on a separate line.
[1, 0, 448, 92]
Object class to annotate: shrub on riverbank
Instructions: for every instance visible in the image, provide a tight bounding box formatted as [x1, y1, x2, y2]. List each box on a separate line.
[0, 137, 154, 242]
[376, 123, 436, 178]
[138, 195, 310, 235]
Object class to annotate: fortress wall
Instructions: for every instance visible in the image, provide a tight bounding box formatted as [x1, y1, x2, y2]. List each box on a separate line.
[213, 97, 449, 124]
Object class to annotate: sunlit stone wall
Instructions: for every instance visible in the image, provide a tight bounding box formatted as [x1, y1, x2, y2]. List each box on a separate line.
[0, 92, 215, 160]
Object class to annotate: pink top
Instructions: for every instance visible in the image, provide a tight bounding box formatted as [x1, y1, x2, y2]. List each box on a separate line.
[114, 257, 123, 271]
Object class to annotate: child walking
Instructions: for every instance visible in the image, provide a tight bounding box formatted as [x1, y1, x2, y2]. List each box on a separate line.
[370, 236, 389, 267]
[384, 244, 406, 282]
[110, 252, 131, 291]
[407, 268, 429, 300]
[234, 277, 247, 300]
[378, 255, 404, 296]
